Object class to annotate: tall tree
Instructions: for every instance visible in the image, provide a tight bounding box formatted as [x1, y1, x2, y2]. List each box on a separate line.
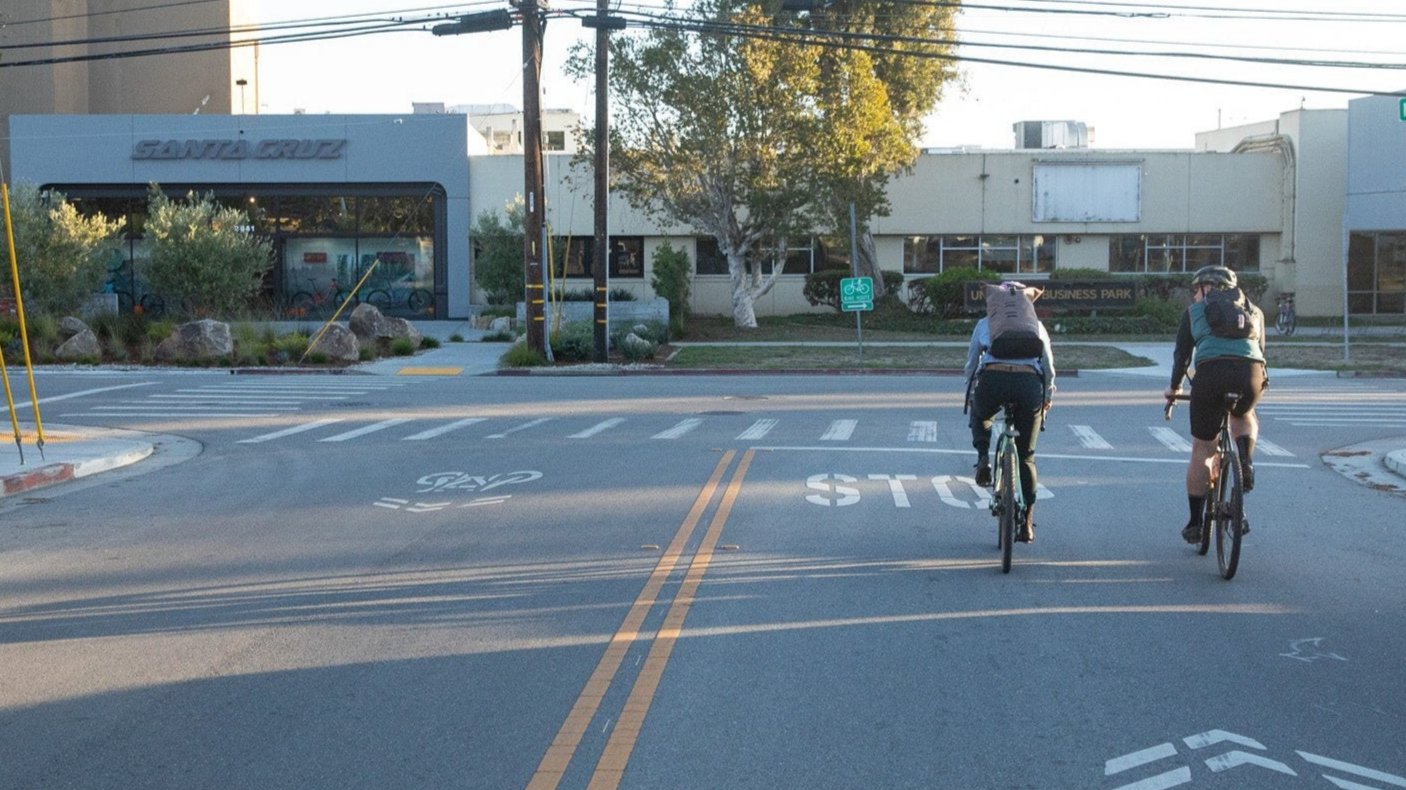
[788, 0, 962, 297]
[1, 184, 121, 317]
[568, 0, 826, 328]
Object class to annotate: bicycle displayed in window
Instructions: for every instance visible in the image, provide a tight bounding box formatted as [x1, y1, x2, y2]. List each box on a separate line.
[1274, 292, 1296, 335]
[1165, 392, 1247, 580]
[288, 276, 357, 317]
[363, 272, 433, 315]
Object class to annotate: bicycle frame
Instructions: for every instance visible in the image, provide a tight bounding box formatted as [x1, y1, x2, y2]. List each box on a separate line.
[988, 404, 1026, 574]
[1165, 392, 1245, 579]
[1275, 292, 1296, 336]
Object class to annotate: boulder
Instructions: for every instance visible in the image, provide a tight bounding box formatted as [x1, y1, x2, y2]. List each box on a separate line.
[349, 303, 390, 342]
[489, 316, 512, 334]
[383, 317, 422, 348]
[55, 328, 101, 360]
[308, 323, 360, 362]
[154, 319, 233, 362]
[58, 316, 89, 340]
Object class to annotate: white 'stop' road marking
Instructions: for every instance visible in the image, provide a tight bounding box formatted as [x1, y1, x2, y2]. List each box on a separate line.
[403, 417, 486, 440]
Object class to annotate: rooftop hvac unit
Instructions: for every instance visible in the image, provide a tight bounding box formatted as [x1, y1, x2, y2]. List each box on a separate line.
[1014, 120, 1089, 149]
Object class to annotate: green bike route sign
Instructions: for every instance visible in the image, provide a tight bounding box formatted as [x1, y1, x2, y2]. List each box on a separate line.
[840, 276, 873, 312]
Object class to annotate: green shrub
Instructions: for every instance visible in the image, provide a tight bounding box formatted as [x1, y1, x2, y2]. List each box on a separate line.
[0, 184, 121, 316]
[550, 321, 595, 362]
[608, 287, 636, 302]
[419, 336, 441, 349]
[612, 319, 669, 348]
[560, 288, 594, 301]
[482, 330, 516, 342]
[618, 335, 657, 362]
[1049, 267, 1115, 280]
[650, 241, 691, 335]
[449, 333, 465, 342]
[500, 341, 547, 367]
[391, 338, 416, 356]
[1131, 296, 1184, 327]
[143, 186, 273, 318]
[472, 202, 526, 305]
[917, 267, 1001, 317]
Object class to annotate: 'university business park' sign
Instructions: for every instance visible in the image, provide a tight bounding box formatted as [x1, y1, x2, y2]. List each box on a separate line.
[963, 280, 1138, 312]
[131, 138, 349, 161]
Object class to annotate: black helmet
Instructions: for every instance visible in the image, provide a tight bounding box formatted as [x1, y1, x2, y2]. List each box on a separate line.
[1192, 265, 1237, 289]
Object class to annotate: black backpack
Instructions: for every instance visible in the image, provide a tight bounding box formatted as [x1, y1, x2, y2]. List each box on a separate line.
[1203, 286, 1258, 340]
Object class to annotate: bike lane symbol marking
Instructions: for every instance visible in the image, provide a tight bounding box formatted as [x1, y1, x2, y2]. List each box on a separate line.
[374, 471, 543, 513]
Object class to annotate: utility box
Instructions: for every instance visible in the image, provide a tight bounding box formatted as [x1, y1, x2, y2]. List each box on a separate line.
[1014, 120, 1090, 149]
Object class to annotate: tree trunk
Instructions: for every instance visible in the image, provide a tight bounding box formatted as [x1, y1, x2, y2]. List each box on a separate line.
[855, 231, 885, 298]
[727, 249, 759, 328]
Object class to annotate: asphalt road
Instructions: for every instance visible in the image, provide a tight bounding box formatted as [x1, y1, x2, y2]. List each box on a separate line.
[1, 369, 1403, 789]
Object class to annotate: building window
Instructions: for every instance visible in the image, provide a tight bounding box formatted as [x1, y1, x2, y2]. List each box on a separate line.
[902, 235, 1054, 274]
[695, 236, 843, 276]
[554, 236, 645, 278]
[1348, 232, 1406, 314]
[545, 131, 566, 151]
[1108, 234, 1259, 274]
[696, 238, 728, 275]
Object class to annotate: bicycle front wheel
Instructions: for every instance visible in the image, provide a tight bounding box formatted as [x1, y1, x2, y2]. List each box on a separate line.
[1275, 309, 1296, 336]
[407, 289, 432, 314]
[1216, 444, 1244, 579]
[998, 446, 1017, 574]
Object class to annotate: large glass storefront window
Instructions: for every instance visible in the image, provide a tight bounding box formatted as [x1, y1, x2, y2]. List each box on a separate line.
[554, 236, 645, 279]
[59, 183, 444, 318]
[1108, 234, 1260, 274]
[1348, 232, 1406, 314]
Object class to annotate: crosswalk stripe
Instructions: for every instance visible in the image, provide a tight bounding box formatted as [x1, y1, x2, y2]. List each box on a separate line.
[319, 418, 414, 442]
[570, 418, 625, 438]
[736, 419, 778, 441]
[238, 418, 345, 444]
[403, 417, 486, 440]
[486, 417, 553, 439]
[821, 419, 857, 441]
[1070, 424, 1113, 449]
[1149, 426, 1192, 452]
[1256, 438, 1293, 457]
[653, 418, 702, 439]
[908, 421, 938, 442]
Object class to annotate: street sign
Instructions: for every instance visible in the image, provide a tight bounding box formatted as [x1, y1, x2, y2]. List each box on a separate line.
[840, 276, 873, 312]
[1400, 97, 1406, 122]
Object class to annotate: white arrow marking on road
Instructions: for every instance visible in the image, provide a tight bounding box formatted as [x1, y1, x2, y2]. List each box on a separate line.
[9, 382, 156, 409]
[737, 419, 777, 441]
[1110, 767, 1191, 790]
[403, 417, 486, 440]
[1205, 751, 1297, 776]
[1280, 637, 1347, 662]
[570, 418, 625, 438]
[1106, 743, 1178, 775]
[319, 418, 414, 442]
[821, 419, 857, 441]
[239, 418, 345, 443]
[1071, 424, 1113, 449]
[1298, 751, 1406, 787]
[487, 417, 553, 439]
[406, 502, 452, 513]
[1150, 427, 1193, 453]
[908, 421, 938, 442]
[1183, 730, 1266, 751]
[653, 418, 702, 439]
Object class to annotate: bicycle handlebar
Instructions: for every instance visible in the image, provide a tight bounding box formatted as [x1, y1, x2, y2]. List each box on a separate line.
[1164, 393, 1190, 421]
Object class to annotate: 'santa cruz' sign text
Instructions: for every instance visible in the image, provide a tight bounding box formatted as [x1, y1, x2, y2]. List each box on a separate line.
[132, 139, 348, 161]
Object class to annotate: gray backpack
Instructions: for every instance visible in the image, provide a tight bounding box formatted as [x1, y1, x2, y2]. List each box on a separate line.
[984, 283, 1044, 358]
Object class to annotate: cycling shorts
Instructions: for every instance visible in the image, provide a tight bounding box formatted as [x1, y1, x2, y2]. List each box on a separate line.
[1189, 357, 1267, 441]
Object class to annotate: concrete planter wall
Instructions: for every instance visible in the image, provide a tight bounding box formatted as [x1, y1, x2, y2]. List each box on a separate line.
[516, 297, 669, 333]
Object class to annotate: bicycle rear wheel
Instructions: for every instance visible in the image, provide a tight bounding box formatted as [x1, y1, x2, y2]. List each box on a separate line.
[998, 444, 1017, 574]
[407, 288, 432, 314]
[1216, 443, 1244, 579]
[1276, 308, 1296, 336]
[1198, 489, 1213, 556]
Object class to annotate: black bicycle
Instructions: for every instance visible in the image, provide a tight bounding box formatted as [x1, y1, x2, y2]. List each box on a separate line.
[987, 402, 1026, 574]
[1165, 392, 1246, 580]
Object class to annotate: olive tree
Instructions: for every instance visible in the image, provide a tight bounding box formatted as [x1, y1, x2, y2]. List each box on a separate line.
[143, 186, 272, 318]
[1, 183, 120, 316]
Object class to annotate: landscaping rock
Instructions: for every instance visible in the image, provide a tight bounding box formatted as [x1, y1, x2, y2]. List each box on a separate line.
[383, 317, 422, 348]
[55, 328, 101, 360]
[154, 319, 233, 362]
[58, 316, 89, 340]
[489, 316, 512, 334]
[349, 303, 390, 342]
[308, 323, 360, 362]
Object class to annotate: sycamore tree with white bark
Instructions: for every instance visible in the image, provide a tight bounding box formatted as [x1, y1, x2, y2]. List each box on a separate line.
[567, 0, 960, 327]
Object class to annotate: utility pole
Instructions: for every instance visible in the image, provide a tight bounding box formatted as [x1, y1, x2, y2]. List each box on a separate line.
[591, 0, 613, 361]
[519, 0, 547, 355]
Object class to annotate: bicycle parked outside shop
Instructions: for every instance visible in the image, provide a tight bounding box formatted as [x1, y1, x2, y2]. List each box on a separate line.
[1165, 392, 1248, 580]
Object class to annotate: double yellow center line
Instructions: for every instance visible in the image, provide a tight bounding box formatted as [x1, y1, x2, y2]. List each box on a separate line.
[528, 448, 755, 790]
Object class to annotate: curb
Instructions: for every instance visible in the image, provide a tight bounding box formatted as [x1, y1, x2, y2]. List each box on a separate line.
[1386, 449, 1406, 479]
[0, 445, 155, 499]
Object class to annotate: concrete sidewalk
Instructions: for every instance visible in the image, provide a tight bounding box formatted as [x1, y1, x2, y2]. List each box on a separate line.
[0, 424, 156, 500]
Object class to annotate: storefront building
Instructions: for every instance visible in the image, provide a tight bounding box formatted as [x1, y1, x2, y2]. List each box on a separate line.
[9, 114, 473, 319]
[1346, 93, 1406, 316]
